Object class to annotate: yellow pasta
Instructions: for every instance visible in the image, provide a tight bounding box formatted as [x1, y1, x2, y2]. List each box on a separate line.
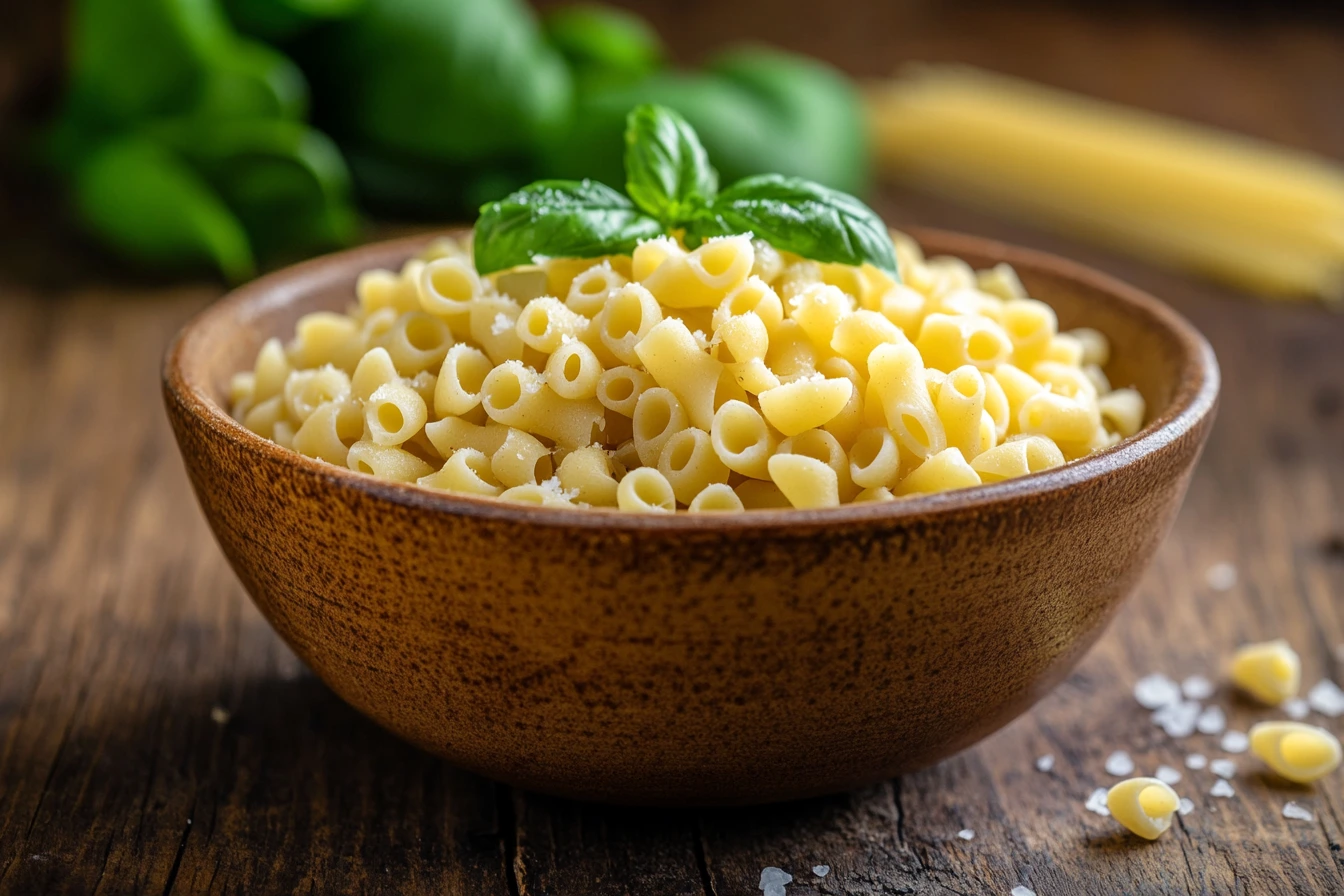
[566, 261, 628, 316]
[616, 466, 676, 512]
[758, 377, 853, 437]
[632, 387, 690, 467]
[768, 453, 839, 509]
[347, 441, 435, 482]
[896, 447, 981, 496]
[234, 229, 1139, 510]
[365, 380, 427, 447]
[634, 318, 723, 431]
[491, 428, 553, 488]
[658, 427, 731, 505]
[970, 435, 1065, 483]
[643, 235, 754, 308]
[556, 445, 620, 507]
[545, 341, 603, 400]
[688, 482, 745, 512]
[418, 448, 502, 497]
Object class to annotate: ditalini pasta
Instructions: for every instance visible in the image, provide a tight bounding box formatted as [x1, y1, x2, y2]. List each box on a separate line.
[229, 231, 1144, 511]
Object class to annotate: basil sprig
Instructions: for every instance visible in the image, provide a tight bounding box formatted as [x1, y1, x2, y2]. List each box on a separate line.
[474, 104, 897, 276]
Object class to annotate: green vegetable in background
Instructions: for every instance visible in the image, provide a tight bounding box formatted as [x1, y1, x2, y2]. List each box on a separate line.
[475, 105, 894, 276]
[542, 45, 868, 199]
[543, 4, 665, 91]
[46, 0, 358, 280]
[296, 0, 571, 170]
[225, 0, 367, 41]
[45, 0, 873, 280]
[73, 135, 256, 281]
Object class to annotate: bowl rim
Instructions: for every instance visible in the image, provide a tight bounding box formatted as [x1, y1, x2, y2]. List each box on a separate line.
[163, 227, 1220, 532]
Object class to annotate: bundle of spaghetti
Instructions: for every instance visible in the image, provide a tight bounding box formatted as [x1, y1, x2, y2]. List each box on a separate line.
[866, 65, 1344, 303]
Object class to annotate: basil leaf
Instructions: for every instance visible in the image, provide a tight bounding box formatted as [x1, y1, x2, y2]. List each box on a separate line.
[474, 179, 662, 274]
[688, 173, 897, 274]
[623, 104, 717, 224]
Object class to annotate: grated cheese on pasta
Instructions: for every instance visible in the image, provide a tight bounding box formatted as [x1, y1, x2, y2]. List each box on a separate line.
[228, 231, 1143, 511]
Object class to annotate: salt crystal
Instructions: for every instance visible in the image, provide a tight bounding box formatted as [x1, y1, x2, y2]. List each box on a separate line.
[958, 829, 975, 841]
[491, 312, 512, 335]
[1210, 779, 1236, 798]
[1182, 675, 1215, 700]
[1135, 673, 1183, 709]
[1205, 562, 1237, 591]
[1283, 802, 1314, 822]
[1105, 750, 1135, 776]
[1153, 699, 1202, 738]
[1210, 758, 1237, 779]
[812, 865, 829, 877]
[1220, 730, 1249, 754]
[1035, 754, 1055, 773]
[759, 867, 793, 896]
[1307, 679, 1344, 717]
[1011, 887, 1036, 896]
[1156, 765, 1183, 785]
[1085, 787, 1111, 816]
[1283, 698, 1310, 720]
[1185, 753, 1208, 770]
[1195, 705, 1226, 735]
[1177, 798, 1195, 816]
[209, 705, 230, 725]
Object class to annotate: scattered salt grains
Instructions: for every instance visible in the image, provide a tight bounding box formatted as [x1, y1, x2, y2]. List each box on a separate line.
[1185, 753, 1208, 770]
[1085, 787, 1111, 816]
[1153, 700, 1202, 738]
[1135, 673, 1183, 709]
[957, 829, 975, 841]
[1220, 730, 1249, 754]
[209, 705, 230, 725]
[1182, 674, 1215, 700]
[1105, 750, 1135, 776]
[1283, 802, 1314, 822]
[1177, 798, 1196, 817]
[759, 867, 792, 896]
[1011, 887, 1036, 896]
[1210, 758, 1237, 779]
[491, 313, 512, 336]
[1210, 779, 1236, 798]
[1156, 765, 1183, 785]
[692, 330, 711, 351]
[1035, 754, 1055, 773]
[812, 866, 829, 878]
[1283, 697, 1310, 720]
[1205, 562, 1238, 591]
[1307, 679, 1344, 717]
[1196, 705, 1226, 735]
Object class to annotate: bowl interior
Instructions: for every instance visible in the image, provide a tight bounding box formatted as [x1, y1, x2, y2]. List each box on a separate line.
[172, 227, 1216, 528]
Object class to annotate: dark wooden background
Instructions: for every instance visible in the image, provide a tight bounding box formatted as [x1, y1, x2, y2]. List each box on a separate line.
[2, 1, 1343, 894]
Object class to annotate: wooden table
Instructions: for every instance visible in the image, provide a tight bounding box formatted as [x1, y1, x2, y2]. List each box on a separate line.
[2, 3, 1343, 894]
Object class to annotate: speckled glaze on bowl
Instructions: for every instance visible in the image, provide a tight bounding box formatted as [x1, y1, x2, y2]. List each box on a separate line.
[163, 228, 1218, 806]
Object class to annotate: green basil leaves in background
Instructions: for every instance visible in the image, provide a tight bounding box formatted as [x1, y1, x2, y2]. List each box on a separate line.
[686, 175, 898, 273]
[623, 103, 717, 226]
[46, 0, 872, 281]
[473, 180, 663, 275]
[476, 104, 896, 277]
[543, 4, 664, 92]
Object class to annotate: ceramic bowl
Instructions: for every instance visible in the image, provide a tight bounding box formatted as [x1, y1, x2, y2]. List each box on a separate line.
[163, 228, 1218, 806]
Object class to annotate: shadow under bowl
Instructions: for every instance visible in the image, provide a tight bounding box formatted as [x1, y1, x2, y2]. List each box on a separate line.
[163, 228, 1218, 806]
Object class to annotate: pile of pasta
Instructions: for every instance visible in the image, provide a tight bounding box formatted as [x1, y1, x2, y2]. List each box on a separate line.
[228, 232, 1145, 512]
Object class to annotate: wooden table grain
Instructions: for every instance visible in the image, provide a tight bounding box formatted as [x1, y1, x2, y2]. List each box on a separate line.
[2, 3, 1343, 894]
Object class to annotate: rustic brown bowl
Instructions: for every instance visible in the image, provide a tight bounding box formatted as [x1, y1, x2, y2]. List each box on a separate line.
[163, 228, 1218, 806]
